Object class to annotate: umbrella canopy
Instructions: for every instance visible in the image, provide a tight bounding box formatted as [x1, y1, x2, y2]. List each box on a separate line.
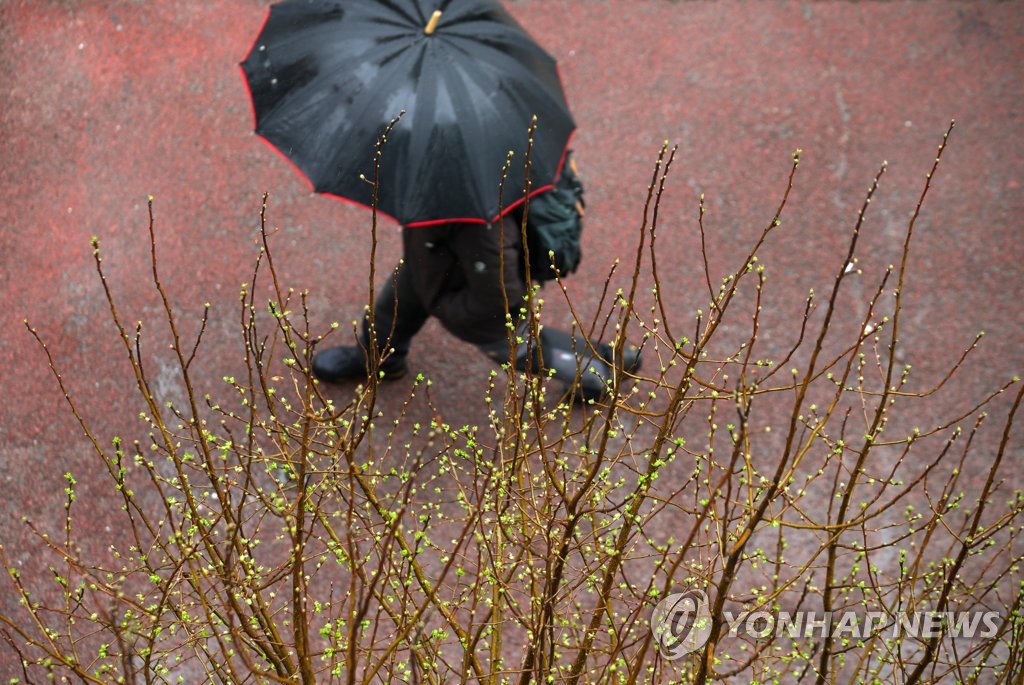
[241, 0, 576, 227]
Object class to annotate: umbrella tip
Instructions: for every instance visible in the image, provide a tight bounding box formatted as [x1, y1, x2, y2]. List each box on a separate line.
[425, 9, 442, 35]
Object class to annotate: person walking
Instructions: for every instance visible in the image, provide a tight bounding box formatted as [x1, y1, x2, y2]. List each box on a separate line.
[242, 1, 640, 400]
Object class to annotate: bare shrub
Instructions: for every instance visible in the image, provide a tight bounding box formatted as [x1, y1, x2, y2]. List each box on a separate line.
[2, 122, 1020, 684]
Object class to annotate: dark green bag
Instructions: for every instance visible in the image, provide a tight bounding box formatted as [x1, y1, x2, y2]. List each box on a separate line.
[525, 152, 585, 282]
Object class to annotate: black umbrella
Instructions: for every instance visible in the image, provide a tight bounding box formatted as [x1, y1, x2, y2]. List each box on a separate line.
[241, 0, 576, 227]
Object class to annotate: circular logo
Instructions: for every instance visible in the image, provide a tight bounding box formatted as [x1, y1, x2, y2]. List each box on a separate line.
[651, 590, 713, 659]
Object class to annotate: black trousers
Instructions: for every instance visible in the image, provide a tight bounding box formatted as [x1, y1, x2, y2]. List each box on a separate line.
[360, 214, 619, 401]
[364, 214, 528, 356]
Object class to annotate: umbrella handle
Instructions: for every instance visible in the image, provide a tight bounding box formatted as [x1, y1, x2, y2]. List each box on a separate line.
[425, 10, 442, 35]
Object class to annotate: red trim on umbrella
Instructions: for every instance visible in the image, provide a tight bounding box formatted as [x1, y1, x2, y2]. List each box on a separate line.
[320, 192, 402, 227]
[403, 179, 557, 228]
[405, 217, 488, 228]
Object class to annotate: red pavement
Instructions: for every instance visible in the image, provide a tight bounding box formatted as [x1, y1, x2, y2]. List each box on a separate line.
[1, 0, 1022, 675]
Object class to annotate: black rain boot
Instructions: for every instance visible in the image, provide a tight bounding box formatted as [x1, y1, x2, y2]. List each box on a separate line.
[312, 333, 408, 383]
[479, 325, 641, 403]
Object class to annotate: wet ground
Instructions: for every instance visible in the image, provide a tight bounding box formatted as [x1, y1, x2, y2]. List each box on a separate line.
[1, 0, 1022, 676]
